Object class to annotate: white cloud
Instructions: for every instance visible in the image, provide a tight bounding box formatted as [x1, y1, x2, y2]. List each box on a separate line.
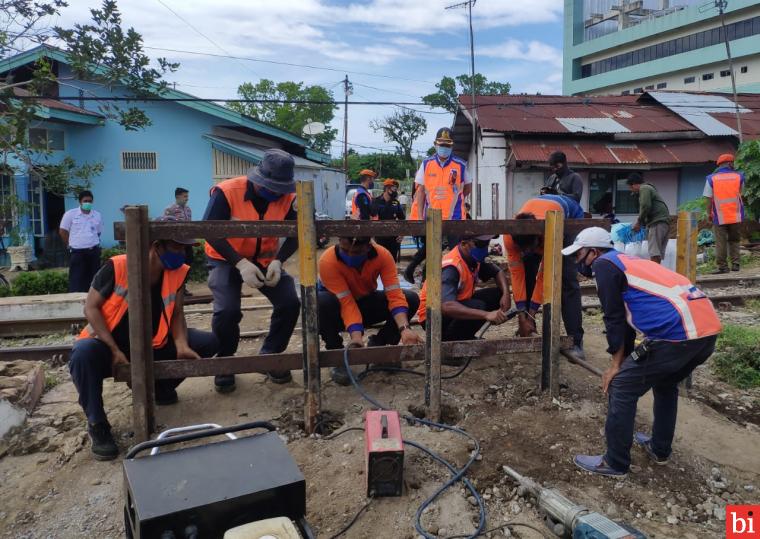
[479, 39, 563, 68]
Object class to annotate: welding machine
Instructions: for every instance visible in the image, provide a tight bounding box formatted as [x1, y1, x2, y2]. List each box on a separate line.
[365, 410, 404, 497]
[123, 422, 313, 539]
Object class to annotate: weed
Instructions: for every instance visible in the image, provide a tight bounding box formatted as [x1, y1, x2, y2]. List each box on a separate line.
[712, 324, 760, 389]
[44, 370, 60, 391]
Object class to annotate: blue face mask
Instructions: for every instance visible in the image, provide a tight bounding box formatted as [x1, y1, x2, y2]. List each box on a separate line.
[577, 250, 595, 278]
[436, 146, 452, 159]
[469, 246, 488, 263]
[338, 249, 368, 269]
[160, 250, 186, 270]
[258, 186, 283, 202]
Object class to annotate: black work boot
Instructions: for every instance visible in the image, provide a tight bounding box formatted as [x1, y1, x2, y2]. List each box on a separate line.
[87, 422, 118, 461]
[267, 370, 293, 384]
[330, 367, 352, 386]
[214, 374, 236, 393]
[404, 249, 426, 284]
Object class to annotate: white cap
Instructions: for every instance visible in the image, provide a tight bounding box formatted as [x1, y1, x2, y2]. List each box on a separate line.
[561, 227, 613, 256]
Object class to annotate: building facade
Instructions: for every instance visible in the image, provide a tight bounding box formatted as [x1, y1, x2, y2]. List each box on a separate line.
[564, 0, 760, 96]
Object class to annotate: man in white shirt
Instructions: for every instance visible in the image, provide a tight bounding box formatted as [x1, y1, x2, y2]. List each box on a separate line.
[59, 190, 103, 292]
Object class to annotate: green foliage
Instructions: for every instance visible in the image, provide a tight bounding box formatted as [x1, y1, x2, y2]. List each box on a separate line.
[227, 79, 338, 154]
[736, 139, 760, 220]
[422, 74, 511, 113]
[188, 241, 208, 282]
[100, 245, 126, 263]
[331, 152, 414, 184]
[11, 269, 68, 296]
[678, 197, 709, 222]
[712, 323, 760, 389]
[697, 249, 758, 275]
[370, 109, 427, 168]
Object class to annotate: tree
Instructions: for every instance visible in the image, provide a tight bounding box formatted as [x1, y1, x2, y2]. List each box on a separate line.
[227, 79, 338, 154]
[330, 152, 410, 183]
[736, 139, 760, 219]
[422, 74, 511, 114]
[370, 109, 427, 169]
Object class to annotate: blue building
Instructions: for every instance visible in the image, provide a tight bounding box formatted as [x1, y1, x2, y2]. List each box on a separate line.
[0, 46, 345, 265]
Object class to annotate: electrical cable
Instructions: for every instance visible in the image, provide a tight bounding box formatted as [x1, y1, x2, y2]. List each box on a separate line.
[327, 497, 374, 539]
[356, 356, 473, 381]
[322, 426, 364, 441]
[342, 346, 486, 539]
[446, 521, 553, 539]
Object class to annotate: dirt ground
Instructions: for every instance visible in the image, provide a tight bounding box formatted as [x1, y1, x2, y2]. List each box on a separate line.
[1, 255, 759, 539]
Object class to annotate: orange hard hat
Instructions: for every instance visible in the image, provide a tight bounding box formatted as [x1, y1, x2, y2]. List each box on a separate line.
[383, 178, 399, 187]
[716, 153, 735, 165]
[358, 169, 377, 178]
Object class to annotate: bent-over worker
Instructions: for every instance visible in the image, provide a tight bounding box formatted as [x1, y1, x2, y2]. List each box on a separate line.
[627, 173, 670, 264]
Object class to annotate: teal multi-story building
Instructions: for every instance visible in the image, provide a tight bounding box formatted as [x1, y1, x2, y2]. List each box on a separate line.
[564, 0, 760, 95]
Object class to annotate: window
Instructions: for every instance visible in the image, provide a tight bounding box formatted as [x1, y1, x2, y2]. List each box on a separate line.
[122, 151, 158, 171]
[633, 87, 644, 94]
[27, 174, 44, 237]
[657, 82, 667, 89]
[588, 172, 639, 216]
[702, 73, 714, 81]
[741, 66, 748, 74]
[721, 70, 731, 77]
[621, 90, 631, 96]
[28, 128, 64, 151]
[645, 85, 654, 90]
[615, 178, 639, 215]
[684, 76, 696, 84]
[0, 174, 14, 227]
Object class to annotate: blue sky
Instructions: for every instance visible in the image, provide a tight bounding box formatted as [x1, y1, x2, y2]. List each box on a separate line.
[57, 0, 565, 160]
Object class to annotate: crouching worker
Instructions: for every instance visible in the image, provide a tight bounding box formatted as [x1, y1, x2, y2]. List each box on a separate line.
[564, 228, 721, 478]
[318, 236, 423, 386]
[69, 228, 219, 461]
[416, 235, 510, 358]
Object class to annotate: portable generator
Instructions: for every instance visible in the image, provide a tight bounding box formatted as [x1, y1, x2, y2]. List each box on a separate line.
[123, 422, 313, 539]
[364, 410, 404, 497]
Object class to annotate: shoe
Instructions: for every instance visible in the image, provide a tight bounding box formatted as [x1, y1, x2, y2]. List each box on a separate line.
[330, 367, 352, 386]
[573, 454, 627, 478]
[155, 386, 178, 406]
[731, 265, 740, 272]
[88, 422, 118, 461]
[183, 287, 193, 297]
[267, 370, 293, 384]
[561, 345, 586, 363]
[403, 263, 417, 284]
[634, 432, 670, 465]
[710, 268, 729, 275]
[214, 374, 236, 393]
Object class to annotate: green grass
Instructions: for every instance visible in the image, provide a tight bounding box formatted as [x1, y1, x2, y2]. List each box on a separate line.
[697, 250, 760, 275]
[44, 370, 60, 391]
[746, 299, 760, 315]
[712, 324, 760, 389]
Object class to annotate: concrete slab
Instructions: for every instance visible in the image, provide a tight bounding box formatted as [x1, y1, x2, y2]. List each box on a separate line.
[0, 293, 86, 322]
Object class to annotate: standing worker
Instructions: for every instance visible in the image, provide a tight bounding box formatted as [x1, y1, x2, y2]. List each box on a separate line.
[416, 235, 510, 346]
[202, 149, 301, 392]
[542, 151, 583, 204]
[504, 194, 585, 362]
[317, 236, 422, 385]
[59, 190, 103, 293]
[164, 186, 194, 294]
[351, 169, 378, 220]
[405, 127, 471, 283]
[565, 227, 721, 477]
[372, 179, 405, 262]
[704, 153, 745, 274]
[628, 173, 670, 264]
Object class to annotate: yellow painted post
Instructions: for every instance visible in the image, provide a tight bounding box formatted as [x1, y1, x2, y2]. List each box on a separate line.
[676, 211, 698, 390]
[297, 181, 321, 434]
[541, 210, 564, 398]
[424, 208, 443, 422]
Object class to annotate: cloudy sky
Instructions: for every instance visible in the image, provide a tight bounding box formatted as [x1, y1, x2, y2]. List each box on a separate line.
[54, 0, 565, 159]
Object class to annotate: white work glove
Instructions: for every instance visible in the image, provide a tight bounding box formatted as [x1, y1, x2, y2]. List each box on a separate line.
[236, 259, 265, 289]
[264, 260, 282, 288]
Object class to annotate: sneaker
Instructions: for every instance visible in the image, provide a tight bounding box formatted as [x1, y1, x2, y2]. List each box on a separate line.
[403, 263, 417, 285]
[573, 454, 627, 478]
[710, 268, 729, 275]
[731, 265, 740, 272]
[267, 370, 293, 384]
[634, 432, 670, 465]
[88, 422, 118, 461]
[330, 366, 352, 386]
[561, 345, 586, 363]
[155, 386, 178, 406]
[214, 374, 236, 393]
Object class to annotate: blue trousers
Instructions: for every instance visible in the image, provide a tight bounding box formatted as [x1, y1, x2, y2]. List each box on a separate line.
[68, 246, 101, 293]
[69, 329, 219, 425]
[208, 260, 301, 357]
[604, 335, 717, 472]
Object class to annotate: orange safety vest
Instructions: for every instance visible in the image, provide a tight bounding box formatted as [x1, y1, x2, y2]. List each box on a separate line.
[204, 177, 296, 267]
[709, 171, 744, 225]
[416, 246, 477, 323]
[78, 255, 189, 349]
[409, 156, 467, 220]
[350, 186, 378, 220]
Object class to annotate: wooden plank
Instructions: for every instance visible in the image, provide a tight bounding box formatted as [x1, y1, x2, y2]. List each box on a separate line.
[125, 206, 155, 442]
[676, 211, 698, 391]
[541, 210, 564, 397]
[114, 218, 610, 242]
[424, 208, 443, 422]
[297, 181, 321, 434]
[113, 336, 573, 381]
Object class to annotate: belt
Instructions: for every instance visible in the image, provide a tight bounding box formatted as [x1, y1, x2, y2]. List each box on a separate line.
[70, 246, 100, 253]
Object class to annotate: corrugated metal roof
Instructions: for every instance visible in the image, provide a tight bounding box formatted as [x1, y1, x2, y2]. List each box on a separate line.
[557, 117, 630, 134]
[203, 135, 326, 169]
[646, 92, 751, 136]
[608, 146, 647, 164]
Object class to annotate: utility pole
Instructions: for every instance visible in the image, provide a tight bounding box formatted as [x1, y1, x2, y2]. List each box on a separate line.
[342, 75, 352, 175]
[715, 0, 743, 142]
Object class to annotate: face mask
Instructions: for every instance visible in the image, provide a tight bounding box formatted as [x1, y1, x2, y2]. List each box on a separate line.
[389, 191, 398, 199]
[338, 249, 368, 269]
[258, 186, 283, 202]
[577, 250, 595, 278]
[81, 202, 93, 211]
[159, 250, 185, 270]
[469, 246, 488, 263]
[436, 146, 452, 159]
[367, 181, 375, 190]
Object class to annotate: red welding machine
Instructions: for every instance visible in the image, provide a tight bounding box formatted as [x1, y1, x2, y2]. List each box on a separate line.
[364, 410, 404, 497]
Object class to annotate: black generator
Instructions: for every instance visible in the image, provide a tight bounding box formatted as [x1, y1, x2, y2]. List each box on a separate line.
[123, 422, 313, 539]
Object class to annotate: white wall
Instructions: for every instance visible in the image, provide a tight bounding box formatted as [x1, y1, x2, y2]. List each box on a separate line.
[473, 133, 508, 220]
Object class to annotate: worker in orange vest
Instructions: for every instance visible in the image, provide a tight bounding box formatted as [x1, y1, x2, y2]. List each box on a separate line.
[318, 236, 422, 385]
[202, 149, 301, 392]
[703, 153, 745, 274]
[566, 227, 720, 477]
[372, 178, 405, 262]
[350, 169, 378, 220]
[69, 217, 219, 460]
[404, 127, 471, 283]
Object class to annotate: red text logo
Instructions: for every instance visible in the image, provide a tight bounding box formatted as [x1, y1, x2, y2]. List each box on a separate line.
[727, 506, 759, 538]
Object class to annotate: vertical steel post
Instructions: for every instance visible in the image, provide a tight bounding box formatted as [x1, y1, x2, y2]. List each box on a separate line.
[424, 208, 443, 422]
[541, 210, 564, 398]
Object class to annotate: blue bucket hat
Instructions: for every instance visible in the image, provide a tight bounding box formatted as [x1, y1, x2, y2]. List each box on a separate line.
[247, 149, 296, 194]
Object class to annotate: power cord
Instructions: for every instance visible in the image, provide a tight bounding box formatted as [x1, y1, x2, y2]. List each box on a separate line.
[327, 497, 374, 539]
[356, 356, 473, 381]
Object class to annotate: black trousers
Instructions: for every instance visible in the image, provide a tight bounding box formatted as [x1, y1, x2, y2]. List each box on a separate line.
[375, 237, 400, 262]
[318, 289, 420, 350]
[68, 246, 101, 293]
[68, 328, 219, 425]
[440, 287, 502, 341]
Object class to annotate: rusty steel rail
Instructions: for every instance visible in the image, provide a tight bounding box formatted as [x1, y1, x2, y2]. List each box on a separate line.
[580, 274, 760, 297]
